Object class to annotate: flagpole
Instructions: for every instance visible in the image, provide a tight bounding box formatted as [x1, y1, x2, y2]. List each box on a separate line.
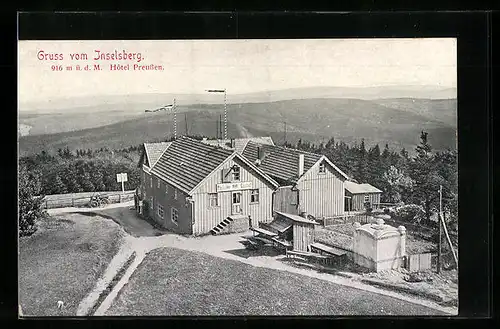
[173, 98, 177, 140]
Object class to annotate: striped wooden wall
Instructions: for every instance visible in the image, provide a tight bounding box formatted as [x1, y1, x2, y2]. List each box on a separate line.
[191, 157, 275, 235]
[346, 192, 381, 211]
[273, 186, 299, 215]
[293, 222, 315, 252]
[296, 160, 345, 218]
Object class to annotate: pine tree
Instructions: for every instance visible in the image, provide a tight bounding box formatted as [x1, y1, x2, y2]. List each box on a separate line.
[409, 131, 443, 226]
[80, 172, 95, 192]
[356, 139, 369, 182]
[48, 173, 68, 194]
[367, 144, 381, 185]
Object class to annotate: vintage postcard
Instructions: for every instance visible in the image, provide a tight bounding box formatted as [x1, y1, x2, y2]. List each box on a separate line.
[18, 38, 458, 317]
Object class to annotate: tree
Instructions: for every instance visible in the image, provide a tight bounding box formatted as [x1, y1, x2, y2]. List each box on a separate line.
[382, 165, 413, 203]
[47, 173, 68, 194]
[19, 165, 46, 236]
[409, 131, 442, 226]
[367, 144, 382, 185]
[80, 172, 95, 192]
[355, 139, 369, 182]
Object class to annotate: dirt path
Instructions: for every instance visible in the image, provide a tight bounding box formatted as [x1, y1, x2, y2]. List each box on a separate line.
[72, 207, 456, 316]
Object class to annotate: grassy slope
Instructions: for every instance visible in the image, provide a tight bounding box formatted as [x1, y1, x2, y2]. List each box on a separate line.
[19, 98, 457, 156]
[18, 214, 124, 316]
[106, 247, 444, 316]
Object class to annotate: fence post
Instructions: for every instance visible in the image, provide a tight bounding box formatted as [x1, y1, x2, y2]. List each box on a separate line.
[119, 194, 122, 203]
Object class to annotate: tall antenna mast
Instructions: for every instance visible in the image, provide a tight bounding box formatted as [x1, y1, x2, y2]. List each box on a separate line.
[284, 121, 287, 144]
[173, 98, 177, 140]
[219, 114, 222, 140]
[185, 113, 188, 136]
[223, 89, 227, 140]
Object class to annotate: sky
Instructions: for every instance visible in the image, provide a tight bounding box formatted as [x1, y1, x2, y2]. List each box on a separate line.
[18, 38, 456, 104]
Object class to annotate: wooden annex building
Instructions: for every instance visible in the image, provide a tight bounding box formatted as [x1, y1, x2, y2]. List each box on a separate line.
[242, 141, 349, 220]
[137, 136, 280, 235]
[344, 181, 382, 211]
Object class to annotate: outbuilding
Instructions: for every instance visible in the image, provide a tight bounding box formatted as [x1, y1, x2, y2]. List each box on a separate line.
[344, 181, 383, 212]
[138, 136, 280, 235]
[242, 142, 349, 220]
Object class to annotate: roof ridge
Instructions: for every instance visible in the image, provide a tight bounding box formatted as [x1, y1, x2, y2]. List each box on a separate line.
[246, 141, 321, 158]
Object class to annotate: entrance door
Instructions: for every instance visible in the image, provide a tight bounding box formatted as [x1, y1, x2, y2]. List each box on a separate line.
[231, 192, 242, 215]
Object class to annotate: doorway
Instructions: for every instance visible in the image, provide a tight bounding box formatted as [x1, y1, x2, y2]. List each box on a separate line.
[231, 191, 242, 215]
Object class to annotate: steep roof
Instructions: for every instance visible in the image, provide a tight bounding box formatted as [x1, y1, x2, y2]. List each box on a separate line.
[345, 181, 383, 194]
[150, 137, 234, 194]
[242, 142, 322, 183]
[202, 137, 275, 154]
[143, 142, 172, 168]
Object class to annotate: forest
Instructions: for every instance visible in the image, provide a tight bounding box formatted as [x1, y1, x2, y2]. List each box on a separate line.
[19, 131, 457, 233]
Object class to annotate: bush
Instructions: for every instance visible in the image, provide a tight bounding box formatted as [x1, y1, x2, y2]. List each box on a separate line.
[19, 165, 47, 237]
[393, 204, 426, 224]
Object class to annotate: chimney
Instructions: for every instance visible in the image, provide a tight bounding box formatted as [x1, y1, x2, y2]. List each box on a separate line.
[230, 138, 235, 148]
[298, 154, 305, 177]
[257, 147, 261, 159]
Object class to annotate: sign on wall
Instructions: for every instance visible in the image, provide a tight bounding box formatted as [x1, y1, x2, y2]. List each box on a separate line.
[216, 181, 252, 192]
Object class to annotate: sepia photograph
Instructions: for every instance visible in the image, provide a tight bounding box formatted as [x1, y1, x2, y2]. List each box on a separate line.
[18, 38, 458, 317]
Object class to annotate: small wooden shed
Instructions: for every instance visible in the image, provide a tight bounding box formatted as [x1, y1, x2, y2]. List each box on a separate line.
[344, 181, 382, 211]
[274, 211, 317, 252]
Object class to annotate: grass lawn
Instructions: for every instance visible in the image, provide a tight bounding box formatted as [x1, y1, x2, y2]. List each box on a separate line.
[106, 247, 446, 316]
[18, 213, 125, 316]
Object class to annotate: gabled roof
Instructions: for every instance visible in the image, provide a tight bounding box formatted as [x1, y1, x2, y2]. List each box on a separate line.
[242, 142, 348, 184]
[143, 142, 172, 168]
[150, 137, 279, 195]
[345, 181, 382, 194]
[201, 137, 275, 154]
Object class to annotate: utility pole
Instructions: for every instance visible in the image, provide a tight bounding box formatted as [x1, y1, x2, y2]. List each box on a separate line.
[185, 113, 188, 136]
[224, 89, 227, 140]
[206, 88, 227, 139]
[219, 114, 223, 140]
[284, 121, 287, 144]
[437, 185, 443, 274]
[173, 98, 177, 140]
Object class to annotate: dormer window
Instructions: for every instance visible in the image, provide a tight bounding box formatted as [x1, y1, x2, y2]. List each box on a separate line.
[319, 162, 326, 174]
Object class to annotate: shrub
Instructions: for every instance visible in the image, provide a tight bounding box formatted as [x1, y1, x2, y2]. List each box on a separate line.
[393, 204, 426, 224]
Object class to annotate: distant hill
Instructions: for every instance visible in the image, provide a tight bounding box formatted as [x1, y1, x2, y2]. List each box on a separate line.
[19, 97, 457, 157]
[19, 85, 456, 113]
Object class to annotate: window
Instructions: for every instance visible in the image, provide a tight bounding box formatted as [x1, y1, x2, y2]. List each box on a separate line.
[232, 166, 241, 181]
[209, 193, 218, 207]
[174, 188, 178, 200]
[171, 207, 179, 225]
[157, 178, 160, 188]
[158, 205, 164, 218]
[319, 162, 326, 174]
[364, 195, 370, 203]
[250, 189, 259, 203]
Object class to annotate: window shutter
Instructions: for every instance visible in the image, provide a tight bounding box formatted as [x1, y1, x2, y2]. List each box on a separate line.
[222, 168, 232, 183]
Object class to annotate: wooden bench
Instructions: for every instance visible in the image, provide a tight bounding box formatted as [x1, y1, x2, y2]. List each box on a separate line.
[250, 227, 278, 238]
[286, 249, 336, 266]
[310, 242, 347, 257]
[271, 237, 292, 250]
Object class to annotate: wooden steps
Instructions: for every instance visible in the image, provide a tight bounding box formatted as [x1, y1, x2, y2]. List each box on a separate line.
[210, 217, 234, 235]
